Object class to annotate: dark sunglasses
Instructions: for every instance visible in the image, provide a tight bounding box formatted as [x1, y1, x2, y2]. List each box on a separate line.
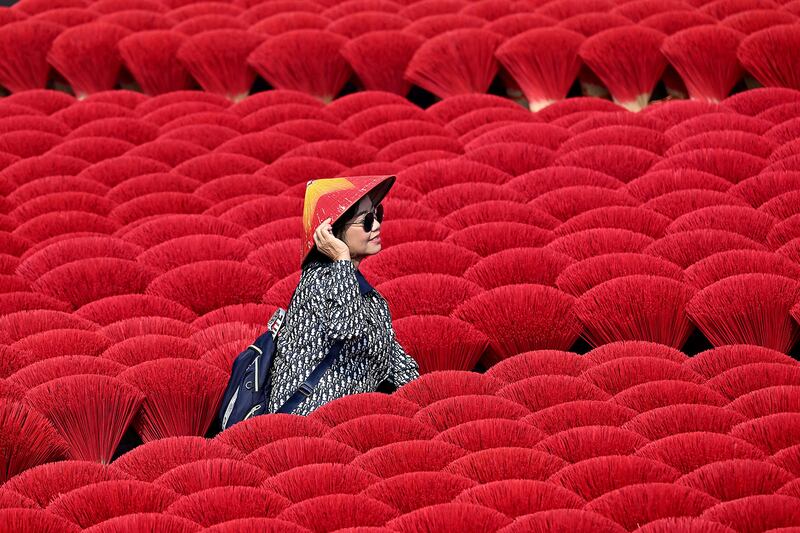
[345, 204, 384, 233]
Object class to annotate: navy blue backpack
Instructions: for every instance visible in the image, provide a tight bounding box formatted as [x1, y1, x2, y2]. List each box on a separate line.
[218, 307, 343, 429]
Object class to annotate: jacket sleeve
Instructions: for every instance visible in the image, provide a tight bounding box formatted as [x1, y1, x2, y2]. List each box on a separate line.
[308, 259, 371, 342]
[387, 334, 420, 388]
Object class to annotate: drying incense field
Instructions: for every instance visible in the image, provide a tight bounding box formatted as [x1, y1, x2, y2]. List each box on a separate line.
[1, 0, 800, 531]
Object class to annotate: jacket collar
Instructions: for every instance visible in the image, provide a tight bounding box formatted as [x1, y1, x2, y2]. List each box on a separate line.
[305, 259, 375, 295]
[355, 269, 374, 295]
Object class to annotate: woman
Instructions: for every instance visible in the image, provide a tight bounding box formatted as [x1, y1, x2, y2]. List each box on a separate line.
[266, 175, 420, 416]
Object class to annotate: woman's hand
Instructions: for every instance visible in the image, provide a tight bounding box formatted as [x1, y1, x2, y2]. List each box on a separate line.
[313, 218, 351, 262]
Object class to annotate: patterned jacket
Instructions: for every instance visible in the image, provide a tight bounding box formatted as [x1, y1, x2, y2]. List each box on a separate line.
[267, 259, 420, 415]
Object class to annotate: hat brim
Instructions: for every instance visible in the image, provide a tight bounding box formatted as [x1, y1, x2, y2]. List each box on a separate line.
[327, 174, 395, 227]
[362, 175, 395, 212]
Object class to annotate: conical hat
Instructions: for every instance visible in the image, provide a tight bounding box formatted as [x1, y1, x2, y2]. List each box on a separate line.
[302, 175, 395, 263]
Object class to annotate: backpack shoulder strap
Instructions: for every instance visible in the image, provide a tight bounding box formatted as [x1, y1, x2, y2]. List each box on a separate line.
[275, 340, 344, 414]
[267, 308, 286, 338]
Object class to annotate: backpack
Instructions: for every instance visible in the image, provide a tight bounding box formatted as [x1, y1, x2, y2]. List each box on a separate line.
[218, 307, 344, 429]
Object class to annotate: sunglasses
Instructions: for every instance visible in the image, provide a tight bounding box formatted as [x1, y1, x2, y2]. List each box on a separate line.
[344, 204, 384, 233]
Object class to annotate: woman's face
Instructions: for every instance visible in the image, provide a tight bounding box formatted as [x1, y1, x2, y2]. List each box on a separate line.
[341, 195, 382, 259]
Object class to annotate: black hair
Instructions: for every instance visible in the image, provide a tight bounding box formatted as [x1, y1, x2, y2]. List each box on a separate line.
[301, 201, 361, 269]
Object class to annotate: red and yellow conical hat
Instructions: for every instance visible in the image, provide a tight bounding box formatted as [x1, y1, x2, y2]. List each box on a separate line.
[302, 175, 396, 263]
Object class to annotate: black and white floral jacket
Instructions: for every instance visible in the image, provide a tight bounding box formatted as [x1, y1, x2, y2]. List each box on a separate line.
[267, 259, 420, 415]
